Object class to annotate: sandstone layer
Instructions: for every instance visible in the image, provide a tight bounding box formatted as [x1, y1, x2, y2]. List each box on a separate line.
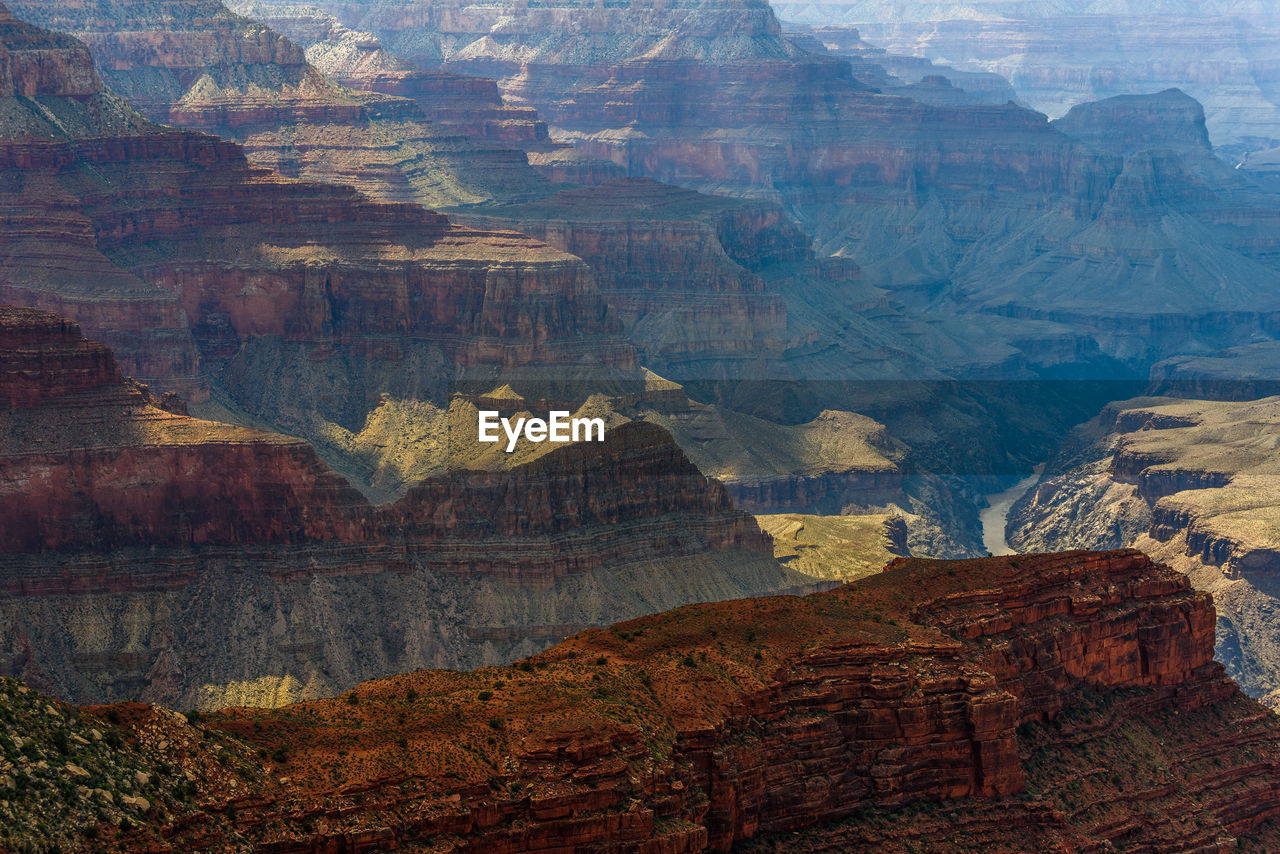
[1007, 395, 1280, 709]
[6, 0, 552, 207]
[11, 549, 1280, 851]
[287, 0, 1280, 377]
[0, 306, 803, 710]
[0, 6, 639, 468]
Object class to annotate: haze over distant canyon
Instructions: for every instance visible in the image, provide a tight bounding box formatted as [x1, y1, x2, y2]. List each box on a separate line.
[5, 0, 1280, 848]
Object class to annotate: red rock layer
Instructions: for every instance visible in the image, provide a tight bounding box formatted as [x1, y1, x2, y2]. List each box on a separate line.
[0, 307, 787, 705]
[85, 548, 1280, 853]
[0, 8, 636, 400]
[0, 306, 120, 406]
[461, 179, 798, 368]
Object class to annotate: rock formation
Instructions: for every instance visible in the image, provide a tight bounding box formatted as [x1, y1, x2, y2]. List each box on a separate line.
[10, 549, 1280, 851]
[277, 0, 1280, 376]
[1007, 395, 1280, 709]
[0, 6, 638, 470]
[1052, 88, 1214, 157]
[0, 306, 805, 709]
[772, 3, 1280, 163]
[6, 0, 552, 207]
[459, 179, 798, 376]
[783, 24, 1021, 108]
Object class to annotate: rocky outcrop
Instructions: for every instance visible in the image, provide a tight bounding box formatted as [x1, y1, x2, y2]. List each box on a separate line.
[6, 0, 551, 207]
[230, 0, 555, 148]
[0, 306, 800, 709]
[0, 306, 121, 406]
[0, 8, 637, 461]
[25, 549, 1280, 852]
[1007, 395, 1280, 709]
[288, 0, 1280, 374]
[1052, 88, 1214, 157]
[776, 7, 1280, 162]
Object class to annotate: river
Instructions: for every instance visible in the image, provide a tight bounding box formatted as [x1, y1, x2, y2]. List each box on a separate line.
[979, 466, 1044, 556]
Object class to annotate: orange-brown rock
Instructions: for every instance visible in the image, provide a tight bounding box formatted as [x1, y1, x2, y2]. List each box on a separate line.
[36, 548, 1280, 852]
[0, 6, 637, 424]
[0, 306, 794, 709]
[7, 0, 552, 207]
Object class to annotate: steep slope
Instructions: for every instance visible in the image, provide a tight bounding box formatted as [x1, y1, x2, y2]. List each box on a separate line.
[1007, 395, 1280, 709]
[0, 306, 804, 710]
[11, 549, 1280, 851]
[6, 0, 551, 207]
[0, 7, 638, 470]
[772, 4, 1280, 163]
[266, 0, 1280, 377]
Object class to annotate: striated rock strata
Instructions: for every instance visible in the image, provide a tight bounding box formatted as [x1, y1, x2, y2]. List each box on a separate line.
[1008, 395, 1280, 709]
[0, 6, 637, 455]
[6, 0, 551, 207]
[294, 0, 1280, 373]
[18, 549, 1280, 851]
[0, 306, 801, 710]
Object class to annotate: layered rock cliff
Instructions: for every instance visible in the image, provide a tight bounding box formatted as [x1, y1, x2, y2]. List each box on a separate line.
[771, 6, 1280, 162]
[0, 8, 639, 470]
[460, 179, 798, 376]
[285, 0, 1280, 375]
[1007, 395, 1280, 709]
[0, 306, 802, 710]
[13, 549, 1280, 852]
[6, 0, 551, 207]
[228, 0, 555, 151]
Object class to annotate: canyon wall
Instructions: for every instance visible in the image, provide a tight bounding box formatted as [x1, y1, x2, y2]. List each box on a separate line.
[25, 548, 1280, 852]
[0, 306, 803, 710]
[0, 6, 641, 490]
[1007, 395, 1280, 709]
[6, 0, 552, 207]
[772, 5, 1280, 163]
[266, 0, 1280, 377]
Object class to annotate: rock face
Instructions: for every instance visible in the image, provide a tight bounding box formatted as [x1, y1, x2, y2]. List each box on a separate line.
[460, 179, 798, 375]
[772, 4, 1280, 163]
[273, 0, 1280, 376]
[1052, 88, 1214, 157]
[1007, 395, 1280, 709]
[229, 0, 554, 149]
[6, 0, 551, 207]
[0, 7, 637, 459]
[28, 549, 1280, 852]
[0, 306, 801, 709]
[784, 23, 1021, 108]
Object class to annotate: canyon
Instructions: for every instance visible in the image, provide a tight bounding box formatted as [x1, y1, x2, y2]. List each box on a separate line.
[1007, 396, 1280, 711]
[0, 304, 808, 711]
[0, 2, 647, 487]
[5, 0, 553, 208]
[243, 0, 1280, 382]
[773, 3, 1280, 164]
[8, 549, 1280, 851]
